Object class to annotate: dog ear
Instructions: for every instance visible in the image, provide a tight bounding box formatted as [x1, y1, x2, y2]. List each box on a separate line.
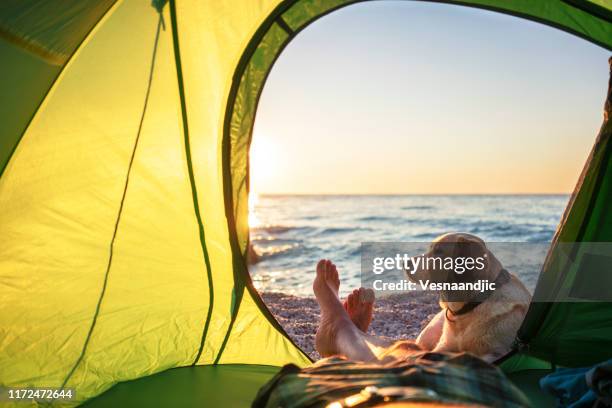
[452, 235, 491, 293]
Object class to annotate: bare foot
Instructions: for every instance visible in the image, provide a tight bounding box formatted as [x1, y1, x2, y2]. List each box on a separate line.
[343, 288, 374, 332]
[313, 259, 350, 357]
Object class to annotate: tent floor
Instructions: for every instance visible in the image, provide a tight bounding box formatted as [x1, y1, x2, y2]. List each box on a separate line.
[84, 365, 555, 407]
[83, 364, 279, 408]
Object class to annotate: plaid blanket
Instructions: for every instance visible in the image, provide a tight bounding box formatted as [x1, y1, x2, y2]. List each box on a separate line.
[253, 351, 530, 408]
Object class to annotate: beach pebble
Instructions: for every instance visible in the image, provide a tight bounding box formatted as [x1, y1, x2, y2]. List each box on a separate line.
[261, 292, 439, 360]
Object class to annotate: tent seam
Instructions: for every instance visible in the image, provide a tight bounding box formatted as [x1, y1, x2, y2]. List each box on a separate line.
[60, 14, 164, 390]
[167, 0, 216, 366]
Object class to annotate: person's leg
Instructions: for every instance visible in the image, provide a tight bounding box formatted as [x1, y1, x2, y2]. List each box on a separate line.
[343, 287, 374, 332]
[314, 260, 393, 362]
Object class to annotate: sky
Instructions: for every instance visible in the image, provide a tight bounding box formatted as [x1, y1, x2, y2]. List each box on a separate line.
[249, 1, 610, 195]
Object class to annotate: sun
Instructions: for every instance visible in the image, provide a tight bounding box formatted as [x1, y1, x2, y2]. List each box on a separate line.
[249, 135, 277, 196]
[248, 135, 278, 228]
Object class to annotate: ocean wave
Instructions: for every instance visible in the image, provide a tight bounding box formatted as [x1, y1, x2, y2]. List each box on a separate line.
[525, 231, 555, 243]
[412, 232, 442, 240]
[250, 236, 300, 245]
[401, 205, 435, 210]
[252, 242, 300, 260]
[320, 226, 372, 234]
[402, 217, 457, 226]
[348, 247, 361, 256]
[251, 224, 313, 234]
[357, 215, 393, 222]
[456, 223, 554, 242]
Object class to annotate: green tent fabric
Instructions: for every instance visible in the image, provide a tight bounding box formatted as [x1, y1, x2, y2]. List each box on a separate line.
[0, 0, 610, 406]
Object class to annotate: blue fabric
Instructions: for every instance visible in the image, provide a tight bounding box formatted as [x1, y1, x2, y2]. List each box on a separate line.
[540, 359, 612, 408]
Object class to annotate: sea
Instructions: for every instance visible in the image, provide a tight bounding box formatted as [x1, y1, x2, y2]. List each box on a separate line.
[249, 194, 569, 297]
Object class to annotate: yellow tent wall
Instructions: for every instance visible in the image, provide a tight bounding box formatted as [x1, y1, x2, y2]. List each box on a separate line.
[0, 0, 308, 405]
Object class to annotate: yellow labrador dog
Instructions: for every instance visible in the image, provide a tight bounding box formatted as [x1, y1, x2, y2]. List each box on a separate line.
[411, 233, 531, 362]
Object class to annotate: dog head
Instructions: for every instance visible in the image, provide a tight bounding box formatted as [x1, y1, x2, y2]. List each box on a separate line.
[406, 232, 502, 302]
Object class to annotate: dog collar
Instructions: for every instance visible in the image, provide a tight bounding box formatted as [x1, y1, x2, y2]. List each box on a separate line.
[445, 268, 511, 320]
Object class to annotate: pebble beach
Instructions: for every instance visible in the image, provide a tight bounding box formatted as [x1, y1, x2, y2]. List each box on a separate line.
[261, 291, 440, 359]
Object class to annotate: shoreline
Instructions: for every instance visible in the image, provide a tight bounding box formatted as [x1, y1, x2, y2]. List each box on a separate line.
[261, 291, 440, 359]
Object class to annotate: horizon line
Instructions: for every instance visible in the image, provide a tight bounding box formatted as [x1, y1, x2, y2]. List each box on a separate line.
[253, 192, 572, 196]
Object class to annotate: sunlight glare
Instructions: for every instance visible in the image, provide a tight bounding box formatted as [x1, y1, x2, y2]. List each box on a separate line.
[248, 192, 261, 228]
[249, 135, 278, 196]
